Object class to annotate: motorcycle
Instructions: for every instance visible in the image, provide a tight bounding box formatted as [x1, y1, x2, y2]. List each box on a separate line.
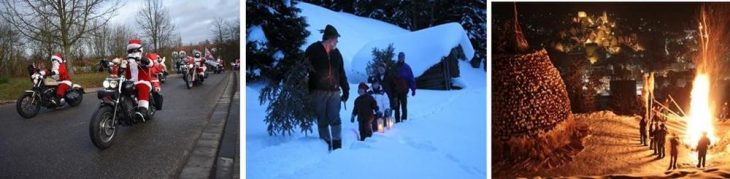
[157, 57, 168, 83]
[213, 59, 225, 74]
[90, 60, 161, 149]
[16, 65, 84, 119]
[174, 58, 184, 74]
[232, 59, 240, 71]
[214, 63, 224, 74]
[182, 57, 205, 89]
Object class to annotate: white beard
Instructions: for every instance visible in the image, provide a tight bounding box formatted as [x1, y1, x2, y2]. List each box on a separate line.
[127, 52, 142, 81]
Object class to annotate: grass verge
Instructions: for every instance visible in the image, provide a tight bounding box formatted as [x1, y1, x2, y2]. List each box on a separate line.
[0, 72, 107, 101]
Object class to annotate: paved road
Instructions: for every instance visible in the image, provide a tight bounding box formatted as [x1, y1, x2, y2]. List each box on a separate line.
[0, 72, 231, 178]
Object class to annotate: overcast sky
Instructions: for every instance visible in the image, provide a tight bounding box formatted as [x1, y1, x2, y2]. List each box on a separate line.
[108, 0, 240, 45]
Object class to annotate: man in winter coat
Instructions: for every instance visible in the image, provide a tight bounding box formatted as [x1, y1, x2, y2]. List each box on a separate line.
[124, 38, 154, 121]
[392, 52, 416, 123]
[306, 24, 350, 151]
[48, 53, 72, 106]
[697, 132, 711, 168]
[352, 82, 378, 141]
[369, 80, 390, 132]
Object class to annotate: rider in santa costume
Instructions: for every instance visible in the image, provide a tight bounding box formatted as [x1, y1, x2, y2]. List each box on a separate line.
[193, 50, 206, 79]
[146, 53, 164, 92]
[124, 38, 153, 121]
[49, 53, 71, 106]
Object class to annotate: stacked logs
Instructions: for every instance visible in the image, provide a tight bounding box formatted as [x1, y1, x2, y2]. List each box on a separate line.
[492, 49, 578, 167]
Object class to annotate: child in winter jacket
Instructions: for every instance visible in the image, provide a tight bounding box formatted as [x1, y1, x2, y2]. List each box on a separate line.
[369, 80, 391, 132]
[352, 82, 378, 141]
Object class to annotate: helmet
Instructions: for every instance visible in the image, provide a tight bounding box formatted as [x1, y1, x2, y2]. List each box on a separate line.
[194, 51, 201, 58]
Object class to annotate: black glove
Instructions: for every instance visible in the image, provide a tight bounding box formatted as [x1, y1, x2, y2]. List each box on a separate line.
[139, 57, 151, 67]
[341, 90, 349, 102]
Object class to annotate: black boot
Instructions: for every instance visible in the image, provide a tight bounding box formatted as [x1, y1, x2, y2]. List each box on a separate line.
[134, 107, 149, 122]
[332, 140, 342, 150]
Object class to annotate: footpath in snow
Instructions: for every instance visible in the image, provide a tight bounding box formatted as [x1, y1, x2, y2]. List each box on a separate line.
[246, 60, 486, 178]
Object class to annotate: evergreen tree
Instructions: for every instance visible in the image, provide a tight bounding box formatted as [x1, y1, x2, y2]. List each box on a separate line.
[460, 0, 487, 69]
[248, 0, 314, 136]
[366, 44, 396, 78]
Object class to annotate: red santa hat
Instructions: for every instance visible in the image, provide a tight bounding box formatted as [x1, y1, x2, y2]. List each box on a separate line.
[51, 53, 64, 63]
[127, 38, 142, 51]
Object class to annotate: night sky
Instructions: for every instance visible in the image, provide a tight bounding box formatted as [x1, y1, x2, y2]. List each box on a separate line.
[493, 2, 700, 28]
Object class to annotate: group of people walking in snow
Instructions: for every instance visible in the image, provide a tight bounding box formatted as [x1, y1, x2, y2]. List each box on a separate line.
[639, 104, 711, 170]
[305, 24, 416, 151]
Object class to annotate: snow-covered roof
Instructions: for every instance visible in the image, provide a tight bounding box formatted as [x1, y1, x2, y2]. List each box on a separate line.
[298, 2, 407, 63]
[350, 23, 475, 83]
[297, 2, 474, 84]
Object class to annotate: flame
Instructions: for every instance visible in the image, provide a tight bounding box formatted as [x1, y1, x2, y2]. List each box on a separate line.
[685, 74, 717, 149]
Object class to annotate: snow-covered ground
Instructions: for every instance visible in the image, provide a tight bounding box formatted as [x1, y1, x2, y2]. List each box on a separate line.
[493, 111, 730, 178]
[246, 60, 486, 179]
[246, 2, 485, 178]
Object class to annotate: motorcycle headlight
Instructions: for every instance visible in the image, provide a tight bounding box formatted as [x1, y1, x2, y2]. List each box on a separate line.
[188, 64, 194, 68]
[102, 80, 110, 88]
[109, 80, 119, 89]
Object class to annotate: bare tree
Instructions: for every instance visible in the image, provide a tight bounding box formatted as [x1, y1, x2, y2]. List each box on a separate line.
[212, 17, 226, 45]
[138, 0, 175, 52]
[1, 0, 120, 75]
[0, 19, 22, 76]
[32, 19, 60, 60]
[88, 20, 111, 60]
[108, 24, 134, 58]
[209, 18, 239, 64]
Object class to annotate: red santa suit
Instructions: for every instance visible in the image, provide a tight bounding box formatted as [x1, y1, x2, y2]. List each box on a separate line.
[146, 53, 164, 92]
[50, 53, 72, 99]
[124, 39, 153, 110]
[193, 51, 206, 75]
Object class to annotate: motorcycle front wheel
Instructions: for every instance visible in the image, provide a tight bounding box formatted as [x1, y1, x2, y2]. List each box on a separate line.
[186, 72, 193, 89]
[16, 93, 40, 119]
[66, 89, 83, 107]
[89, 106, 117, 149]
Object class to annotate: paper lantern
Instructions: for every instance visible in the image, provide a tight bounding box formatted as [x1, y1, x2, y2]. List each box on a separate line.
[386, 117, 394, 129]
[377, 118, 385, 133]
